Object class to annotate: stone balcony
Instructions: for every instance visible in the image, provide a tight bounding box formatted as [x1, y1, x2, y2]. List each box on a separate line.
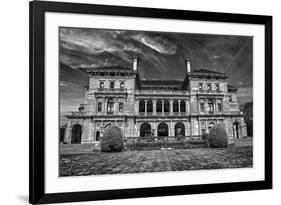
[94, 88, 128, 95]
[196, 89, 223, 96]
[139, 112, 187, 116]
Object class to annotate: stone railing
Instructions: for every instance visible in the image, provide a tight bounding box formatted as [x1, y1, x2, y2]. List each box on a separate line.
[97, 88, 127, 92]
[68, 111, 88, 116]
[197, 90, 222, 94]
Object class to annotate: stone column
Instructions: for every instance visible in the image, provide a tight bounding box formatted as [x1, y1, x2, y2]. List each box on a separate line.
[186, 100, 189, 114]
[114, 98, 117, 115]
[162, 100, 164, 116]
[123, 121, 126, 138]
[185, 121, 188, 137]
[169, 121, 173, 136]
[136, 99, 139, 114]
[169, 100, 173, 115]
[145, 100, 147, 116]
[153, 121, 157, 138]
[64, 120, 72, 144]
[153, 99, 156, 115]
[103, 97, 106, 115]
[213, 99, 216, 114]
[178, 101, 181, 115]
[221, 98, 224, 113]
[190, 119, 193, 137]
[93, 121, 96, 142]
[205, 98, 208, 114]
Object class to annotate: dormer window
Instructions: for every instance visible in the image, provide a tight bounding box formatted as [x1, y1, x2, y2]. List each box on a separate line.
[199, 83, 203, 91]
[110, 81, 114, 89]
[99, 81, 104, 89]
[207, 84, 211, 91]
[215, 83, 220, 91]
[120, 82, 125, 90]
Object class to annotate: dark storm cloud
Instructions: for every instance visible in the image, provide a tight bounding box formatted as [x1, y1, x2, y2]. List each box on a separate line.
[59, 27, 253, 114]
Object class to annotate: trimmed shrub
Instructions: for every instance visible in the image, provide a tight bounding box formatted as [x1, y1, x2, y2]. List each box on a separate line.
[101, 125, 123, 152]
[207, 124, 228, 148]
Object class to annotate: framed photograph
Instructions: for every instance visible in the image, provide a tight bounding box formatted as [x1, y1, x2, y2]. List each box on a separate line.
[29, 1, 272, 204]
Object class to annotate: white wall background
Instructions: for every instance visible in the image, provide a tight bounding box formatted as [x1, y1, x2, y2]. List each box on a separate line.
[0, 0, 279, 204]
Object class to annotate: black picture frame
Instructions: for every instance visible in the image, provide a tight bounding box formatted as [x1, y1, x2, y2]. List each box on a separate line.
[29, 1, 272, 204]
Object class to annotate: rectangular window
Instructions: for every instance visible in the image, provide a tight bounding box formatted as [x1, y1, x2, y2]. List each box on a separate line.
[119, 102, 124, 112]
[110, 81, 115, 89]
[96, 131, 100, 141]
[200, 102, 204, 112]
[207, 83, 211, 91]
[208, 101, 214, 113]
[217, 102, 222, 112]
[99, 81, 104, 89]
[215, 83, 220, 91]
[199, 83, 203, 91]
[201, 129, 206, 135]
[97, 102, 102, 112]
[120, 82, 125, 90]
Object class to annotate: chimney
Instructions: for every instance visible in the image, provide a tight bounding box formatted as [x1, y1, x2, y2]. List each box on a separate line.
[133, 56, 138, 71]
[185, 59, 191, 73]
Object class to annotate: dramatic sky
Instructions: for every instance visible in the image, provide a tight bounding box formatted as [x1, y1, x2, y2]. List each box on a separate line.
[59, 27, 253, 119]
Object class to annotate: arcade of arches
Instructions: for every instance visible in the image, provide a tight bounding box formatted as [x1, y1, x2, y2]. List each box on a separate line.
[139, 122, 186, 137]
[138, 99, 187, 115]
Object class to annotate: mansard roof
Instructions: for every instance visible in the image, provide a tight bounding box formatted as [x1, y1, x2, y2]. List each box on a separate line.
[87, 65, 136, 76]
[192, 69, 225, 75]
[86, 65, 132, 72]
[227, 84, 238, 92]
[189, 68, 228, 79]
[140, 80, 184, 90]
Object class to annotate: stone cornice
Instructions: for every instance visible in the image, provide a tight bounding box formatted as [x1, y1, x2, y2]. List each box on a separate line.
[66, 113, 243, 119]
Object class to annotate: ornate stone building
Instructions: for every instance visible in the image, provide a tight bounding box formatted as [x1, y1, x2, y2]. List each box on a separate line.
[63, 57, 247, 144]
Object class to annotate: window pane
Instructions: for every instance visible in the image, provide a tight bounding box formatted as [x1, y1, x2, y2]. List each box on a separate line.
[119, 103, 123, 112]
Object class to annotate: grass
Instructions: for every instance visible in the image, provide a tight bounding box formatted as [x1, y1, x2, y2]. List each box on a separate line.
[59, 145, 253, 176]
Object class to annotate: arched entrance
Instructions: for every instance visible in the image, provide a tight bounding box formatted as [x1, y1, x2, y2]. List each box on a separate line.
[104, 123, 112, 128]
[175, 122, 185, 136]
[71, 124, 82, 144]
[140, 123, 151, 137]
[158, 122, 169, 137]
[233, 122, 240, 138]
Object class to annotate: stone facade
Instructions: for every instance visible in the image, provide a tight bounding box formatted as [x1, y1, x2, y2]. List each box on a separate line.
[64, 58, 247, 144]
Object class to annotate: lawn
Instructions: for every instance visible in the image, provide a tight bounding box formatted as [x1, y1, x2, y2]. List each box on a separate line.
[59, 145, 253, 176]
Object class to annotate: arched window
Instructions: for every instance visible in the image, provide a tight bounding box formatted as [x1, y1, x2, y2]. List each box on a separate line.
[139, 100, 145, 113]
[140, 123, 151, 137]
[156, 100, 162, 113]
[157, 122, 169, 137]
[147, 100, 153, 113]
[107, 98, 114, 114]
[233, 122, 240, 138]
[208, 99, 214, 114]
[180, 100, 186, 113]
[110, 81, 115, 89]
[164, 100, 169, 113]
[175, 122, 185, 136]
[173, 100, 179, 112]
[120, 82, 125, 90]
[208, 122, 215, 131]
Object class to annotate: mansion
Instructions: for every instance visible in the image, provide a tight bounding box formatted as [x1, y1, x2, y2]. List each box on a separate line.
[63, 57, 247, 144]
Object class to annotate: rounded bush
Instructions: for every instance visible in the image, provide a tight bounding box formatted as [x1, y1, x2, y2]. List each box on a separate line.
[101, 125, 123, 152]
[207, 124, 228, 148]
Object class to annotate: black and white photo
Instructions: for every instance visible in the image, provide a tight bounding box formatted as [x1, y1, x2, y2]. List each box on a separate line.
[59, 27, 253, 176]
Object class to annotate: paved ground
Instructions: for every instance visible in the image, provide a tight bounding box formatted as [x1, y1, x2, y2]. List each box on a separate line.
[59, 145, 253, 176]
